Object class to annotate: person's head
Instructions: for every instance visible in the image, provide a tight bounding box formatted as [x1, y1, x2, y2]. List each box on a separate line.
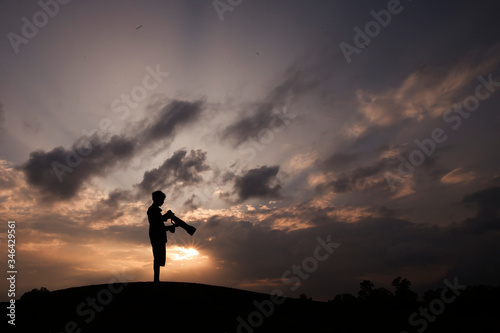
[152, 191, 166, 206]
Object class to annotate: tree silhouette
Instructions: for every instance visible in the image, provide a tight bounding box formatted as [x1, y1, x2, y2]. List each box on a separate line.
[20, 287, 50, 302]
[391, 276, 411, 291]
[391, 276, 418, 307]
[422, 287, 443, 304]
[370, 287, 393, 306]
[357, 280, 393, 306]
[358, 280, 374, 300]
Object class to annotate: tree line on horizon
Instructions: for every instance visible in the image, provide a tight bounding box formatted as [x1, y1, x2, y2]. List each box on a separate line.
[318, 276, 500, 309]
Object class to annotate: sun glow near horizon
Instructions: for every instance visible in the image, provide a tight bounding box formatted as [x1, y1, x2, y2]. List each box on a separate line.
[169, 246, 200, 261]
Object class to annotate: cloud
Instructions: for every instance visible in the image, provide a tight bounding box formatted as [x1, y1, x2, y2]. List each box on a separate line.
[182, 194, 200, 211]
[321, 158, 393, 195]
[137, 149, 210, 195]
[19, 99, 205, 202]
[233, 165, 281, 202]
[461, 186, 500, 232]
[5, 158, 500, 300]
[0, 160, 19, 191]
[195, 202, 500, 298]
[352, 53, 500, 134]
[441, 168, 476, 184]
[221, 68, 313, 147]
[21, 135, 136, 202]
[100, 188, 133, 208]
[140, 100, 204, 143]
[287, 150, 319, 173]
[327, 177, 352, 194]
[323, 152, 359, 172]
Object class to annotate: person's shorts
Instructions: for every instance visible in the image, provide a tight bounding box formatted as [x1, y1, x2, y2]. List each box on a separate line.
[151, 241, 166, 267]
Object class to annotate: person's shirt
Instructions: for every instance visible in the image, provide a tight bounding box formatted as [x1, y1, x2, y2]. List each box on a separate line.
[147, 204, 166, 243]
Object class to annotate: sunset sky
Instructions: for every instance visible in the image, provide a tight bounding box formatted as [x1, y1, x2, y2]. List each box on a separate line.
[1, 0, 499, 302]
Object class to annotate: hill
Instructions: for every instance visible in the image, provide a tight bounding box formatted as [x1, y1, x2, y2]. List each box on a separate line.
[3, 282, 333, 332]
[2, 281, 499, 332]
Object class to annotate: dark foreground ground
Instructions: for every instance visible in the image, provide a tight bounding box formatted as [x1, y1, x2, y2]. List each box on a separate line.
[2, 282, 499, 332]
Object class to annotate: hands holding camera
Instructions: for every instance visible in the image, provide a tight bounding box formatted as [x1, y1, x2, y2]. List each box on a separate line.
[163, 210, 197, 236]
[164, 210, 179, 233]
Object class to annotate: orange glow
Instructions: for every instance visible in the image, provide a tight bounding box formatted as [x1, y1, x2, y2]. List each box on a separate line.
[169, 246, 200, 261]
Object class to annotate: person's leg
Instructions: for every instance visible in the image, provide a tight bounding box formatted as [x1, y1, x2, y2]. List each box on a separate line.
[152, 243, 161, 282]
[151, 241, 166, 283]
[154, 263, 160, 282]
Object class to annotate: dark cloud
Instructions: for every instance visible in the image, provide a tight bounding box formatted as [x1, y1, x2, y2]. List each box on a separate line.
[221, 103, 276, 148]
[137, 149, 210, 195]
[221, 68, 314, 147]
[182, 194, 200, 211]
[351, 162, 388, 182]
[21, 135, 136, 201]
[20, 100, 205, 202]
[100, 188, 133, 208]
[233, 165, 281, 202]
[373, 206, 400, 219]
[323, 152, 359, 171]
[323, 159, 391, 194]
[327, 177, 352, 194]
[141, 100, 204, 143]
[461, 186, 500, 232]
[195, 206, 500, 299]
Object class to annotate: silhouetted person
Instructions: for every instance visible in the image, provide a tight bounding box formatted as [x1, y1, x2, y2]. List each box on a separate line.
[147, 190, 177, 282]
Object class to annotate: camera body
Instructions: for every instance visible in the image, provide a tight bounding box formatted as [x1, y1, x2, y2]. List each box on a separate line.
[167, 210, 196, 236]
